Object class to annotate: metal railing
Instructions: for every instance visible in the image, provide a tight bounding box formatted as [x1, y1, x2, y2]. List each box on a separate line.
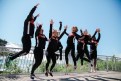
[0, 46, 121, 75]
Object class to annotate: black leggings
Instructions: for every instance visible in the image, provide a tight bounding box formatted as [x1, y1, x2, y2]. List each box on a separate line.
[83, 45, 91, 63]
[58, 41, 63, 60]
[76, 49, 90, 65]
[46, 51, 56, 72]
[10, 36, 31, 60]
[59, 47, 63, 60]
[65, 45, 76, 66]
[90, 50, 97, 60]
[31, 47, 43, 74]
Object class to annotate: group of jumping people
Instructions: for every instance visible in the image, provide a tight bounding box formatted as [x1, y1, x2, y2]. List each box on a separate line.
[5, 3, 101, 79]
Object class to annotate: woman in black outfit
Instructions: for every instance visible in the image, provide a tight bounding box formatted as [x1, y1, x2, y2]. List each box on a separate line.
[89, 28, 101, 72]
[55, 21, 63, 60]
[82, 29, 97, 67]
[45, 19, 66, 77]
[76, 36, 85, 66]
[30, 24, 48, 79]
[56, 41, 63, 60]
[65, 26, 78, 69]
[75, 29, 97, 67]
[6, 4, 39, 66]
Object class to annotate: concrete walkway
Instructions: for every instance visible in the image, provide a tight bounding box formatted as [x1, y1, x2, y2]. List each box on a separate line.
[0, 71, 121, 81]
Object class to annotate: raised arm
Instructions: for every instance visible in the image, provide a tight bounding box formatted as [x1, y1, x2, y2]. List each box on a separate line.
[91, 29, 97, 38]
[65, 32, 69, 36]
[59, 21, 62, 31]
[58, 21, 62, 36]
[96, 29, 101, 42]
[34, 14, 39, 21]
[74, 32, 81, 40]
[58, 25, 67, 40]
[44, 35, 48, 41]
[26, 3, 39, 21]
[96, 33, 101, 42]
[49, 19, 54, 38]
[80, 29, 83, 35]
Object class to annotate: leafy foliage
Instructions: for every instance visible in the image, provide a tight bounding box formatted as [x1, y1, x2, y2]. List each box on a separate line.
[0, 38, 7, 46]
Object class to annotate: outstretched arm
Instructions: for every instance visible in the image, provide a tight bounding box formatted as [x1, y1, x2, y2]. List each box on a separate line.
[91, 29, 97, 38]
[45, 35, 49, 41]
[96, 29, 101, 42]
[58, 21, 62, 36]
[58, 25, 67, 40]
[34, 14, 39, 21]
[65, 32, 69, 36]
[49, 19, 54, 38]
[96, 33, 101, 42]
[80, 29, 83, 35]
[74, 32, 81, 40]
[26, 3, 39, 21]
[59, 21, 62, 31]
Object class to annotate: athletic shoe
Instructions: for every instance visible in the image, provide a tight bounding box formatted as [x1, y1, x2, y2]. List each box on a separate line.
[45, 72, 48, 77]
[74, 66, 77, 70]
[30, 74, 35, 79]
[49, 72, 53, 77]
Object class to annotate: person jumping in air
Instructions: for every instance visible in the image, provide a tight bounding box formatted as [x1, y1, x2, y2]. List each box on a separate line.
[30, 24, 48, 79]
[45, 19, 67, 77]
[75, 34, 85, 66]
[5, 3, 40, 66]
[64, 26, 78, 69]
[89, 28, 101, 72]
[81, 29, 97, 68]
[55, 21, 63, 60]
[74, 29, 97, 70]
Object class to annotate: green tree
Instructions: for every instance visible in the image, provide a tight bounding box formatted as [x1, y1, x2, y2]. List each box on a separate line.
[4, 60, 22, 74]
[0, 38, 7, 46]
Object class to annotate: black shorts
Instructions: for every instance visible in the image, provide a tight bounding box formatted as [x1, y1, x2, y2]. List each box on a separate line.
[90, 50, 97, 60]
[22, 35, 31, 53]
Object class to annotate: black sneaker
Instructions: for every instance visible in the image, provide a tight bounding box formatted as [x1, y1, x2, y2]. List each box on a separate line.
[45, 72, 48, 77]
[49, 72, 53, 77]
[30, 74, 35, 79]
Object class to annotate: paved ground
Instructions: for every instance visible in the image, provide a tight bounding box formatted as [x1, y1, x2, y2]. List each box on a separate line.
[0, 71, 121, 81]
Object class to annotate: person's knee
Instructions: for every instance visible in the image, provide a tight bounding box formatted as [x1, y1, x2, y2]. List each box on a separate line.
[46, 60, 50, 64]
[52, 61, 56, 66]
[23, 49, 29, 54]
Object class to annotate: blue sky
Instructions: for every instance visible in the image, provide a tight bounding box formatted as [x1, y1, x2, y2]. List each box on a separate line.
[0, 0, 121, 56]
